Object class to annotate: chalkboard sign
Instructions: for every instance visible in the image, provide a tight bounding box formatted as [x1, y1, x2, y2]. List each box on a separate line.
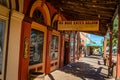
[29, 29, 44, 65]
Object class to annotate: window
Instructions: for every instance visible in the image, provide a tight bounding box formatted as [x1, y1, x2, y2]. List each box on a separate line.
[70, 32, 74, 56]
[0, 20, 5, 74]
[32, 10, 45, 25]
[51, 35, 59, 60]
[29, 29, 44, 65]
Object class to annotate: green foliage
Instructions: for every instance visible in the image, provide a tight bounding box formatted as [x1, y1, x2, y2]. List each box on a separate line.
[112, 15, 118, 47]
[107, 15, 118, 50]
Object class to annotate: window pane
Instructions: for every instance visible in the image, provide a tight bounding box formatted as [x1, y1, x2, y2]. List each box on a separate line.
[51, 35, 59, 60]
[29, 29, 44, 65]
[70, 32, 74, 62]
[0, 20, 5, 74]
[32, 10, 45, 25]
[70, 32, 74, 56]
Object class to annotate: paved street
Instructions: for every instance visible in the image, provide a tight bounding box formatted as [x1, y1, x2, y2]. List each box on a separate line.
[45, 56, 115, 80]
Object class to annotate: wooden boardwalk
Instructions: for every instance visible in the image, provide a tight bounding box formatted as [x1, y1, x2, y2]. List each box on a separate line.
[45, 55, 115, 80]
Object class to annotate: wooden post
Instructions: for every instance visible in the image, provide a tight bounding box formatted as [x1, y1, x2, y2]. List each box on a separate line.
[73, 31, 76, 62]
[116, 4, 120, 79]
[104, 37, 107, 59]
[68, 32, 70, 64]
[103, 37, 107, 65]
[109, 28, 113, 67]
[77, 32, 81, 60]
[45, 30, 52, 74]
[19, 20, 31, 80]
[59, 32, 65, 68]
[74, 31, 78, 61]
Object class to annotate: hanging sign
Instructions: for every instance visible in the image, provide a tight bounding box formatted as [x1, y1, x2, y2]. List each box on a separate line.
[58, 20, 99, 31]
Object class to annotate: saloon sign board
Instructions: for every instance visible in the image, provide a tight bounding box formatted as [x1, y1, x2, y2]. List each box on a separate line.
[58, 20, 99, 31]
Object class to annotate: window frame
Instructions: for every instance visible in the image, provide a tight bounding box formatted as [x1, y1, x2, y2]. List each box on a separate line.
[0, 15, 8, 80]
[29, 22, 47, 72]
[29, 29, 44, 65]
[50, 35, 59, 60]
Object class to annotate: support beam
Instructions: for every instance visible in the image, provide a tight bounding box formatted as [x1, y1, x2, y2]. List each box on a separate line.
[77, 32, 81, 60]
[45, 30, 52, 74]
[116, 4, 120, 79]
[103, 37, 107, 65]
[74, 31, 78, 61]
[108, 27, 113, 77]
[109, 28, 113, 67]
[104, 37, 107, 58]
[59, 32, 65, 68]
[73, 31, 77, 62]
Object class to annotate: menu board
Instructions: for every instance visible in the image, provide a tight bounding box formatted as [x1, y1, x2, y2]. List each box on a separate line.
[29, 29, 44, 65]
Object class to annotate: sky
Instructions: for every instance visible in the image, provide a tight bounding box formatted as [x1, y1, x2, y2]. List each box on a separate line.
[90, 34, 104, 44]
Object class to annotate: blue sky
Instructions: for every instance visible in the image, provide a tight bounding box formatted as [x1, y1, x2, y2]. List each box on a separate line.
[90, 34, 104, 44]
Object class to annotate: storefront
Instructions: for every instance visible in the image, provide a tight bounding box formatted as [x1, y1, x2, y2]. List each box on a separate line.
[18, 1, 66, 80]
[50, 30, 60, 71]
[29, 22, 47, 73]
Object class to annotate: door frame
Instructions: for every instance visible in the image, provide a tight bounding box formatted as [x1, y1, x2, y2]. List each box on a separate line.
[50, 30, 60, 71]
[29, 22, 47, 73]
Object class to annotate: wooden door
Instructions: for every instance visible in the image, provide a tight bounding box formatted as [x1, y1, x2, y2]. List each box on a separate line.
[50, 30, 60, 71]
[29, 22, 47, 73]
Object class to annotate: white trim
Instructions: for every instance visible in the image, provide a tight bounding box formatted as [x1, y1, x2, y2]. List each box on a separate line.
[11, 0, 16, 10]
[11, 10, 24, 20]
[6, 0, 9, 8]
[6, 10, 24, 80]
[19, 0, 24, 12]
[0, 4, 9, 80]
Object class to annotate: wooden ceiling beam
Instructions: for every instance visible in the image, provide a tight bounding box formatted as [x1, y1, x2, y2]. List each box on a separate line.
[61, 7, 113, 18]
[60, 4, 114, 14]
[46, 0, 117, 36]
[61, 1, 116, 10]
[61, 0, 117, 4]
[62, 11, 111, 20]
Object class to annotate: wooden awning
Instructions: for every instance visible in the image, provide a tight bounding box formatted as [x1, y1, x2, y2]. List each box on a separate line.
[46, 0, 118, 36]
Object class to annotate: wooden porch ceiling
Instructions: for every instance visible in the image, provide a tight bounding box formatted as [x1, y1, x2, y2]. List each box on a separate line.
[46, 0, 118, 36]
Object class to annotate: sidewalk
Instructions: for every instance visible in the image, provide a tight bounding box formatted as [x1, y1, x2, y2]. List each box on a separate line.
[45, 56, 115, 80]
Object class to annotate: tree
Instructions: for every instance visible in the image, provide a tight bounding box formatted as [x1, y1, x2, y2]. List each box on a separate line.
[107, 15, 118, 52]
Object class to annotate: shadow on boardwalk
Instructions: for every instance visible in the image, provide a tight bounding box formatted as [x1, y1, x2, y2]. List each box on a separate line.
[60, 62, 107, 80]
[45, 56, 113, 80]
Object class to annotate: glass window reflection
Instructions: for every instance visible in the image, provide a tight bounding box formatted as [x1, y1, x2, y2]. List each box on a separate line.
[51, 35, 59, 60]
[29, 29, 44, 65]
[0, 20, 5, 74]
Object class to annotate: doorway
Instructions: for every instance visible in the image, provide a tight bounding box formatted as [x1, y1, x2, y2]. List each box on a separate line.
[64, 41, 70, 66]
[29, 22, 47, 73]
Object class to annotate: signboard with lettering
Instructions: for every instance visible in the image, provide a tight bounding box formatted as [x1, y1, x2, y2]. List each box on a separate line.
[58, 20, 99, 31]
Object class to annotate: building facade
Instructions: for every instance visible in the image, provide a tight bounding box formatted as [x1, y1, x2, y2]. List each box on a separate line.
[0, 0, 96, 80]
[0, 0, 67, 80]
